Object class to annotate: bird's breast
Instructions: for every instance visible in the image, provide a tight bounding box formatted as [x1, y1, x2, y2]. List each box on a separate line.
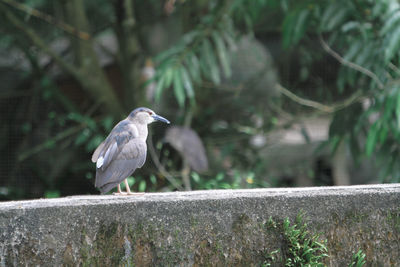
[128, 123, 139, 138]
[134, 124, 149, 141]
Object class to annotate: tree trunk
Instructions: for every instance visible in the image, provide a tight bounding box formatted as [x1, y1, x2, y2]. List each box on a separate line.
[2, 1, 125, 117]
[114, 0, 143, 108]
[64, 0, 124, 117]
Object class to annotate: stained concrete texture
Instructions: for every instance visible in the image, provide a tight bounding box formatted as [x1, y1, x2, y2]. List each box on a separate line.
[0, 184, 399, 266]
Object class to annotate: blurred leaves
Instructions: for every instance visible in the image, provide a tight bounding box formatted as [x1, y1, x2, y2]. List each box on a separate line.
[282, 8, 310, 48]
[281, 0, 400, 181]
[191, 170, 268, 190]
[154, 14, 235, 107]
[3, 0, 400, 201]
[44, 190, 60, 198]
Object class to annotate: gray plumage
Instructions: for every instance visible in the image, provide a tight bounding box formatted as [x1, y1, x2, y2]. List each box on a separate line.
[165, 126, 208, 173]
[92, 107, 169, 194]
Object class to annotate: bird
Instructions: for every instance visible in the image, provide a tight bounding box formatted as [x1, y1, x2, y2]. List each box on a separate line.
[165, 126, 209, 173]
[164, 126, 209, 191]
[91, 107, 170, 194]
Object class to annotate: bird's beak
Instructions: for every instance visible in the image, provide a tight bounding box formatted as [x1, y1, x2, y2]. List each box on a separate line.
[152, 114, 170, 124]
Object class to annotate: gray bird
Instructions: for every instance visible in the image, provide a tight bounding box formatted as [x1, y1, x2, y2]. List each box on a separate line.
[165, 126, 209, 173]
[91, 107, 170, 194]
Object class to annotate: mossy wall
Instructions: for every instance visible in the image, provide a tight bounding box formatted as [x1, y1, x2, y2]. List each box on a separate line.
[0, 184, 399, 266]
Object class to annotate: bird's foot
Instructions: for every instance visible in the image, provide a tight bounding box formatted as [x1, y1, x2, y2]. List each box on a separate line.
[126, 191, 145, 196]
[112, 191, 145, 196]
[113, 192, 128, 196]
[124, 179, 145, 195]
[112, 180, 145, 196]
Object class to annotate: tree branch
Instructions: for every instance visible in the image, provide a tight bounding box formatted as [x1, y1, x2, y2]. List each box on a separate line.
[0, 3, 85, 83]
[1, 2, 124, 116]
[147, 131, 183, 190]
[389, 62, 400, 77]
[18, 124, 85, 162]
[1, 0, 90, 40]
[114, 0, 142, 107]
[275, 83, 364, 113]
[319, 35, 384, 90]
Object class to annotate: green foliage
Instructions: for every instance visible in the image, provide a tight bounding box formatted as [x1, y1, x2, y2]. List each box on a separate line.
[190, 170, 270, 190]
[68, 113, 115, 153]
[44, 190, 60, 198]
[262, 214, 329, 266]
[348, 250, 366, 267]
[261, 249, 280, 267]
[3, 0, 400, 200]
[154, 6, 236, 107]
[282, 213, 328, 266]
[278, 0, 400, 181]
[282, 7, 310, 48]
[191, 172, 238, 190]
[263, 216, 371, 266]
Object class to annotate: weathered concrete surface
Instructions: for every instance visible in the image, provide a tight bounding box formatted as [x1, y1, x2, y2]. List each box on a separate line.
[0, 184, 399, 266]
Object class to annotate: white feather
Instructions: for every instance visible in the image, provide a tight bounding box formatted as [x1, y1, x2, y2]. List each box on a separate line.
[96, 156, 104, 168]
[129, 123, 139, 137]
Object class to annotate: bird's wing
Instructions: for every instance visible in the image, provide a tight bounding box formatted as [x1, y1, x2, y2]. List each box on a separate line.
[93, 120, 137, 170]
[91, 141, 105, 163]
[119, 138, 147, 167]
[95, 139, 147, 193]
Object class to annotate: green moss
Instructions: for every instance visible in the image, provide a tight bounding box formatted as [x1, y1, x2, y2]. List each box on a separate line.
[190, 215, 200, 228]
[6, 234, 54, 267]
[75, 214, 313, 266]
[80, 222, 126, 266]
[232, 213, 251, 233]
[344, 211, 369, 224]
[193, 238, 225, 266]
[386, 209, 400, 233]
[70, 209, 399, 266]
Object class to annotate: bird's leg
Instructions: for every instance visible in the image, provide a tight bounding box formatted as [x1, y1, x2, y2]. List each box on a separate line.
[182, 159, 192, 191]
[113, 184, 127, 195]
[124, 179, 133, 195]
[124, 178, 145, 196]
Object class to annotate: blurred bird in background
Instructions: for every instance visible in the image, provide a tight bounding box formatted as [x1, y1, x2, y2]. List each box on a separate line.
[165, 126, 208, 190]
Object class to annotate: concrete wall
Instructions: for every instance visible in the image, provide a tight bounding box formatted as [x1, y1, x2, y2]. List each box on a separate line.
[0, 184, 399, 266]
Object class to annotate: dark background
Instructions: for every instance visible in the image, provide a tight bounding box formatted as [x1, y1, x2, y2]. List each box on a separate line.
[1, 0, 399, 200]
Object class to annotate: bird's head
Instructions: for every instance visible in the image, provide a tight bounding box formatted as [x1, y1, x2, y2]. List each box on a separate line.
[128, 107, 170, 125]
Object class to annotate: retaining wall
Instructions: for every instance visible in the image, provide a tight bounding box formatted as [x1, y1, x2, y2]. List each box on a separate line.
[0, 184, 399, 266]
